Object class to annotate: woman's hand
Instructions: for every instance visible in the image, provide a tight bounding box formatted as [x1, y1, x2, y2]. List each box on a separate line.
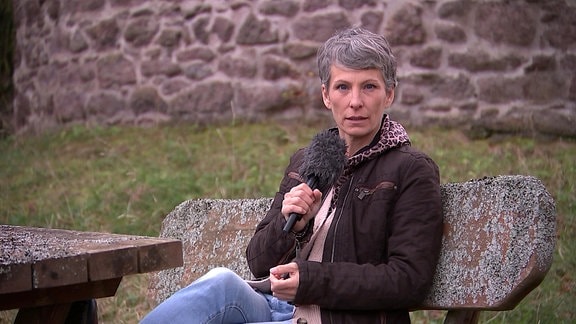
[270, 262, 300, 301]
[281, 183, 323, 232]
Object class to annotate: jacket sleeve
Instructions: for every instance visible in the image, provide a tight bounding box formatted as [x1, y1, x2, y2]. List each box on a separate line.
[246, 149, 308, 279]
[294, 153, 443, 310]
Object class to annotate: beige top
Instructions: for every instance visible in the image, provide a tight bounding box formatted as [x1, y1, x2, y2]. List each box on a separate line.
[293, 189, 335, 324]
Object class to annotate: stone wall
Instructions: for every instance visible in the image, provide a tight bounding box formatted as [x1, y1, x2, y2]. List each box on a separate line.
[10, 0, 576, 137]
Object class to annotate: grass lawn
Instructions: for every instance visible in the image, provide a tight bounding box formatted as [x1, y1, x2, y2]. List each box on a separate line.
[1, 121, 574, 323]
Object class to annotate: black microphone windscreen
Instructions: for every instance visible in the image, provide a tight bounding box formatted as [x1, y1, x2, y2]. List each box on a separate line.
[299, 129, 347, 191]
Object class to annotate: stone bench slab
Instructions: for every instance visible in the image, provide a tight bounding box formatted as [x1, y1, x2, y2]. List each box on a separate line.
[147, 175, 556, 312]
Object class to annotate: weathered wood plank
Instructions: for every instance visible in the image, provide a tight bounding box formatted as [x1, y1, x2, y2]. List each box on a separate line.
[0, 225, 183, 295]
[33, 254, 88, 289]
[0, 263, 32, 294]
[0, 278, 121, 311]
[134, 239, 184, 273]
[87, 246, 138, 281]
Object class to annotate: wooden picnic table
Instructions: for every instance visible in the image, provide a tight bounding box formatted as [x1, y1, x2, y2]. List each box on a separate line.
[0, 224, 183, 323]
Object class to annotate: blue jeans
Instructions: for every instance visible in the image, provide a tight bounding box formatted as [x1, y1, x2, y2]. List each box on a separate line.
[140, 267, 294, 324]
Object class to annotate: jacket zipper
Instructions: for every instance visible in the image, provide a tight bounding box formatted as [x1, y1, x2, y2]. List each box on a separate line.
[330, 175, 354, 262]
[326, 176, 354, 324]
[279, 239, 297, 265]
[325, 178, 393, 323]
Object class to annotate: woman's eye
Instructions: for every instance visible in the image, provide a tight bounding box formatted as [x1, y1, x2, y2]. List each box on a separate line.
[364, 83, 377, 90]
[336, 84, 348, 91]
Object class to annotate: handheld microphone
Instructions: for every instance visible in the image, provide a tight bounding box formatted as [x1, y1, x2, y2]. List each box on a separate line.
[282, 129, 347, 233]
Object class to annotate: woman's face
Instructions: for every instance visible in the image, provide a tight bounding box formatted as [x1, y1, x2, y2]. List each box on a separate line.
[322, 65, 395, 154]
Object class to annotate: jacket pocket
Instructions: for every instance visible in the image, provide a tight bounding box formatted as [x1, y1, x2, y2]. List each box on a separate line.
[288, 171, 304, 182]
[355, 181, 396, 200]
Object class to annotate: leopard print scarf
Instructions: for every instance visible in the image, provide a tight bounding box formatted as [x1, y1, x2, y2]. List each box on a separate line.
[329, 114, 411, 212]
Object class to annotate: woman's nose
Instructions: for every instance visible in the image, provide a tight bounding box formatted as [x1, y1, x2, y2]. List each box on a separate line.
[349, 88, 363, 109]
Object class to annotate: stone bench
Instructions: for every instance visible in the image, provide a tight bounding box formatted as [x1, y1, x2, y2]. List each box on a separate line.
[147, 175, 556, 323]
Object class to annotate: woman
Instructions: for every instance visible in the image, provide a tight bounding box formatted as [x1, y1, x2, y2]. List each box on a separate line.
[141, 27, 443, 324]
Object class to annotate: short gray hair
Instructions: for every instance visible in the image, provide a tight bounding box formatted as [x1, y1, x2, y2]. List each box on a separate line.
[317, 27, 398, 91]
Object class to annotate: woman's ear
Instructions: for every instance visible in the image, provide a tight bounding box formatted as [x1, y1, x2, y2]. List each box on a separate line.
[322, 84, 331, 109]
[385, 88, 395, 108]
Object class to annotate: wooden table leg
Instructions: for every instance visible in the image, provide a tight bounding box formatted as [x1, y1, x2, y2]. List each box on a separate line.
[66, 299, 99, 324]
[14, 303, 71, 324]
[444, 310, 480, 324]
[15, 299, 98, 324]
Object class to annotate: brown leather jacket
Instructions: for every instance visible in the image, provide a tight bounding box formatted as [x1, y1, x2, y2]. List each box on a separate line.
[246, 137, 443, 323]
